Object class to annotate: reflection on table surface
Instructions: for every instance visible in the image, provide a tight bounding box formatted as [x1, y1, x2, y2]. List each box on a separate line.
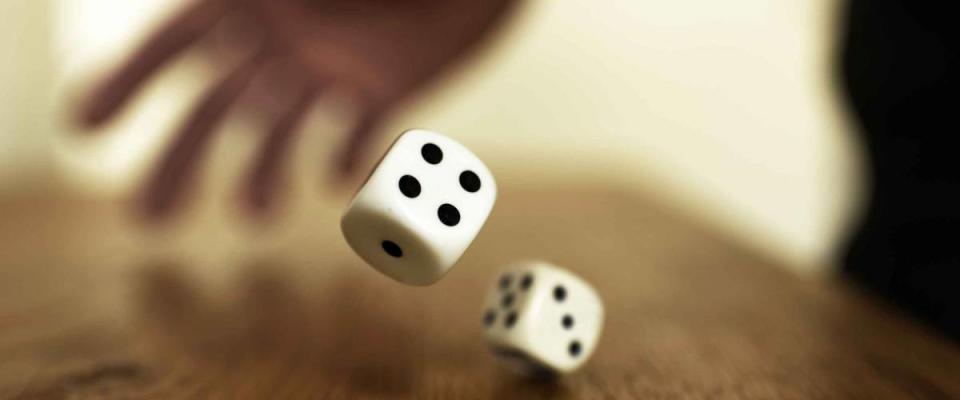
[1, 185, 959, 399]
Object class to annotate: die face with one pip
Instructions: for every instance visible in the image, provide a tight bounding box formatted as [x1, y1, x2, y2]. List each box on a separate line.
[341, 129, 497, 286]
[482, 261, 604, 374]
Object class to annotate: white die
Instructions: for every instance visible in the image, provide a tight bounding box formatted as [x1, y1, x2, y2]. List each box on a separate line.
[340, 129, 497, 286]
[482, 261, 604, 374]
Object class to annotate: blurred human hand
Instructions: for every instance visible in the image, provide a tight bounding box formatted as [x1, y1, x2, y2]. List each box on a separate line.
[77, 0, 518, 219]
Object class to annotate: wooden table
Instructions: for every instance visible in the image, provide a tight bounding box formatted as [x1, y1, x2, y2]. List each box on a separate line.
[2, 185, 959, 399]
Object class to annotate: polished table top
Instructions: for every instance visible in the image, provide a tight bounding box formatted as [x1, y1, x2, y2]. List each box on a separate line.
[2, 185, 959, 399]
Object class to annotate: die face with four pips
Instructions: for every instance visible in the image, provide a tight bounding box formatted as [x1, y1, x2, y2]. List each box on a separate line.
[482, 261, 604, 374]
[340, 129, 497, 286]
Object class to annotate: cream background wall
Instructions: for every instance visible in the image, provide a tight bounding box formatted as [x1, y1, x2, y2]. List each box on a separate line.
[9, 0, 860, 271]
[0, 0, 55, 191]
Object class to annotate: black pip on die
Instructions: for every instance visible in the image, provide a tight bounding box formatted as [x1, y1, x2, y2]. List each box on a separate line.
[341, 129, 497, 285]
[483, 261, 604, 374]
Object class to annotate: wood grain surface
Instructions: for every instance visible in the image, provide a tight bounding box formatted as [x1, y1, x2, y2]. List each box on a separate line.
[2, 185, 959, 399]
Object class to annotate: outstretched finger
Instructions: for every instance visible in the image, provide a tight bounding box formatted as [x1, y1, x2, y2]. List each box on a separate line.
[140, 53, 264, 221]
[241, 85, 318, 215]
[78, 0, 228, 128]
